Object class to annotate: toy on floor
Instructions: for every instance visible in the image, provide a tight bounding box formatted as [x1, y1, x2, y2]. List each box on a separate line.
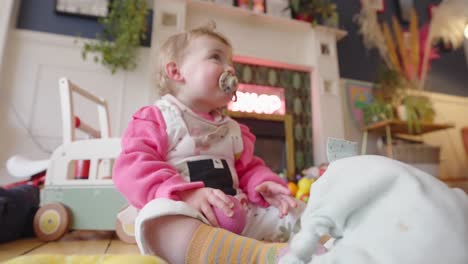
[7, 78, 134, 244]
[0, 185, 39, 243]
[295, 177, 315, 202]
[290, 162, 331, 203]
[280, 139, 468, 264]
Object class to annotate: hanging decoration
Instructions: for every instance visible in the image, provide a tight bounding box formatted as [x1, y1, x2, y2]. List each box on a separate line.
[355, 0, 441, 85]
[419, 0, 468, 89]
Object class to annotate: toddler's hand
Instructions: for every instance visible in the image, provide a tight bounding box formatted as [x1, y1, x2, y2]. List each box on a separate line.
[178, 187, 235, 227]
[255, 181, 297, 218]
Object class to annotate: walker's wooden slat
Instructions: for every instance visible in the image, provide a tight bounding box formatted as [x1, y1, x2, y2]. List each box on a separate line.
[105, 239, 140, 255]
[0, 238, 45, 262]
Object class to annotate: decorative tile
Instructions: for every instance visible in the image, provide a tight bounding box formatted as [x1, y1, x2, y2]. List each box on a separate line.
[292, 72, 302, 90]
[268, 69, 278, 86]
[242, 65, 253, 83]
[255, 66, 268, 85]
[294, 123, 303, 141]
[280, 70, 292, 89]
[293, 97, 302, 114]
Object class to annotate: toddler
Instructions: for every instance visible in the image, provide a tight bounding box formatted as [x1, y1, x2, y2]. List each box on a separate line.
[113, 24, 306, 263]
[113, 23, 468, 264]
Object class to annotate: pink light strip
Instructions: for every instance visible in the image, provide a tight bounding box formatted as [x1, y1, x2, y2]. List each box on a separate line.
[233, 55, 312, 72]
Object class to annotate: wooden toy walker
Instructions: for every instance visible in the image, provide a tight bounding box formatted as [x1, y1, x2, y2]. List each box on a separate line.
[33, 78, 135, 243]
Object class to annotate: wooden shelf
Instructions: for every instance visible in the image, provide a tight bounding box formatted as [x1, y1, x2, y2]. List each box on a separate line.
[441, 178, 468, 193]
[187, 0, 347, 40]
[360, 120, 454, 158]
[362, 120, 455, 135]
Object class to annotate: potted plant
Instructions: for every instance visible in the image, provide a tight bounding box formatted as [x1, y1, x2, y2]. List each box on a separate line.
[371, 65, 436, 134]
[372, 65, 406, 105]
[355, 2, 441, 134]
[398, 94, 435, 134]
[81, 0, 149, 74]
[362, 100, 395, 125]
[289, 0, 339, 27]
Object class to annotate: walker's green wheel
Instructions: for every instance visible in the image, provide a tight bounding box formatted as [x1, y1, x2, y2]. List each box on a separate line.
[33, 202, 71, 241]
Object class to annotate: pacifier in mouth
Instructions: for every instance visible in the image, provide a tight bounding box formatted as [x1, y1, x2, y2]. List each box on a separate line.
[219, 71, 238, 95]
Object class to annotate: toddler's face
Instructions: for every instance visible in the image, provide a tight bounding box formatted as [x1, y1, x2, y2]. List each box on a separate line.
[177, 35, 235, 112]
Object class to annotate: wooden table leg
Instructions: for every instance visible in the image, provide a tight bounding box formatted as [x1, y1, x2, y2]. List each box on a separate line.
[361, 131, 368, 155]
[385, 125, 393, 158]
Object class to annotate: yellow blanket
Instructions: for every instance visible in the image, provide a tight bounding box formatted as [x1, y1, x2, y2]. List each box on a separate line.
[4, 255, 168, 264]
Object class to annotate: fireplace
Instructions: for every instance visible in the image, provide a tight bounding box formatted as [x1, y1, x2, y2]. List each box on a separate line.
[226, 57, 313, 180]
[229, 109, 295, 179]
[152, 0, 347, 169]
[233, 117, 289, 173]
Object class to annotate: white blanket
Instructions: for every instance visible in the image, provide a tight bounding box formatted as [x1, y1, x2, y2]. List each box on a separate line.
[282, 155, 468, 264]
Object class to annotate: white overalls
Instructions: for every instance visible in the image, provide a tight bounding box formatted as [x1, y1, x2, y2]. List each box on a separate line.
[134, 95, 304, 254]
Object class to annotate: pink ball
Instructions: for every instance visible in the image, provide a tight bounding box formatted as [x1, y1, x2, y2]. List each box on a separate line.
[212, 196, 247, 234]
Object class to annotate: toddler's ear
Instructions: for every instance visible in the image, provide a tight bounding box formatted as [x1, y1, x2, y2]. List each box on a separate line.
[165, 61, 184, 82]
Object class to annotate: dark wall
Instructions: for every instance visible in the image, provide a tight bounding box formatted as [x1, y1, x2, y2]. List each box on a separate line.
[16, 0, 467, 96]
[16, 0, 152, 47]
[336, 0, 468, 96]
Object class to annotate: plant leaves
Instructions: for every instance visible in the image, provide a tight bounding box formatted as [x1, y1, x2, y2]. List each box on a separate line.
[81, 0, 148, 74]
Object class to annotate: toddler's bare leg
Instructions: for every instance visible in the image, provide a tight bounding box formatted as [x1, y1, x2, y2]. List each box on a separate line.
[142, 215, 289, 264]
[143, 215, 202, 264]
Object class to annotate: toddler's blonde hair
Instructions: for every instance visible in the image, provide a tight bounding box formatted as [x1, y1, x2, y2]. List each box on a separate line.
[155, 22, 231, 96]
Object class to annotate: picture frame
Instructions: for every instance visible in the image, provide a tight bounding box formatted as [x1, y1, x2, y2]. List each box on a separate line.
[55, 0, 110, 18]
[343, 79, 375, 128]
[362, 0, 385, 13]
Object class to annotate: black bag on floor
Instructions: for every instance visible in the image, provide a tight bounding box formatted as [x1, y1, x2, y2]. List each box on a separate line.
[0, 185, 39, 243]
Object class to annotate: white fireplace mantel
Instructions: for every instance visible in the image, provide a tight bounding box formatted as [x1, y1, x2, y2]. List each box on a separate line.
[152, 0, 347, 164]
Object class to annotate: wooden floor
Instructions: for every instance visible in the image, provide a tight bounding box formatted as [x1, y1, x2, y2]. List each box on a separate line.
[0, 231, 140, 263]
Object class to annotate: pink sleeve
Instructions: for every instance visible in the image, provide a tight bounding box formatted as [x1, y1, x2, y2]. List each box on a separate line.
[235, 124, 287, 207]
[112, 106, 204, 209]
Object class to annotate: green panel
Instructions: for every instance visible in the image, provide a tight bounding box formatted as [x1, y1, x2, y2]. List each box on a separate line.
[42, 186, 128, 231]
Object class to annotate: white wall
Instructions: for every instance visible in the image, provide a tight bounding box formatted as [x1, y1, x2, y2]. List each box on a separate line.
[422, 92, 468, 180]
[0, 0, 17, 70]
[0, 30, 154, 185]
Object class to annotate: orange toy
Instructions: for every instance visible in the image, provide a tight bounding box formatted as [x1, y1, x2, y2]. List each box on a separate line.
[288, 182, 298, 197]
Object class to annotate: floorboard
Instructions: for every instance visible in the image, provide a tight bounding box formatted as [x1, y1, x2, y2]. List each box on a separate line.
[0, 231, 140, 262]
[25, 240, 111, 256]
[0, 238, 45, 262]
[105, 239, 140, 255]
